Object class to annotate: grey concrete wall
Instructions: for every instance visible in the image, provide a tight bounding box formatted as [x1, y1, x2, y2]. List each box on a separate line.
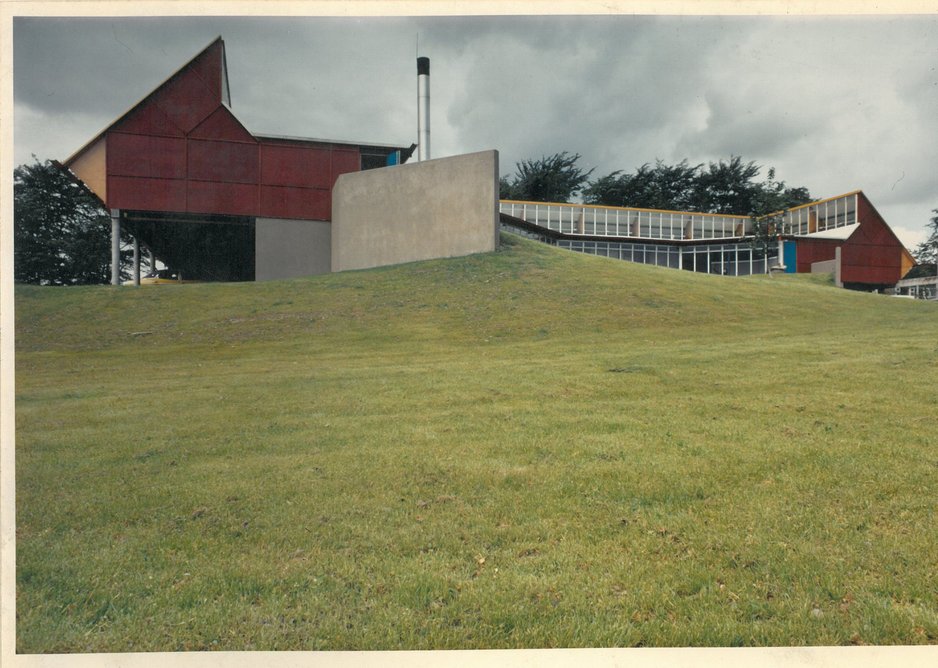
[255, 217, 331, 280]
[812, 247, 843, 287]
[811, 259, 837, 274]
[331, 150, 499, 273]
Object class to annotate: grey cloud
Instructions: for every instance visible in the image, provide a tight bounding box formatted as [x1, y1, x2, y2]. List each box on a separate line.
[11, 14, 938, 241]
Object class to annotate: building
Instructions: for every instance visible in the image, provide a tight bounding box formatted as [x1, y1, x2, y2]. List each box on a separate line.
[60, 37, 913, 290]
[892, 275, 938, 300]
[61, 37, 418, 282]
[499, 190, 916, 290]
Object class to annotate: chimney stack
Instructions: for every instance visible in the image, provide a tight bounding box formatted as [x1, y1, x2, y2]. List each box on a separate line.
[417, 56, 430, 161]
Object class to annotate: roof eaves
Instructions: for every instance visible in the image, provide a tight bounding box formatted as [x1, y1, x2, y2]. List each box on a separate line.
[253, 133, 412, 151]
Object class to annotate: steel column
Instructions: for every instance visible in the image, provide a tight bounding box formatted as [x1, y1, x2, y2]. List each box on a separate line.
[133, 237, 141, 286]
[110, 209, 121, 286]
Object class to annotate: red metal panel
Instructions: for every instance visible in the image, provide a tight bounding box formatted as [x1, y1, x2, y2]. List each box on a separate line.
[190, 107, 255, 142]
[186, 40, 224, 102]
[108, 175, 187, 211]
[153, 76, 217, 136]
[112, 100, 186, 137]
[109, 133, 186, 179]
[259, 143, 332, 188]
[330, 148, 360, 187]
[794, 239, 837, 273]
[848, 245, 890, 268]
[841, 263, 898, 285]
[188, 139, 258, 184]
[187, 180, 257, 217]
[149, 136, 187, 179]
[108, 133, 152, 177]
[259, 185, 330, 221]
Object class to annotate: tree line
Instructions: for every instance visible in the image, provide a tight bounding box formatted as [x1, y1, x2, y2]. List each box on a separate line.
[500, 151, 813, 216]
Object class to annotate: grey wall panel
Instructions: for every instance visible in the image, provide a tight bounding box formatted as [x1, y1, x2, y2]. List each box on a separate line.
[255, 217, 331, 280]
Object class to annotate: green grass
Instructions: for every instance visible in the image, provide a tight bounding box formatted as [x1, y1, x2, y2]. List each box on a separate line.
[14, 233, 938, 651]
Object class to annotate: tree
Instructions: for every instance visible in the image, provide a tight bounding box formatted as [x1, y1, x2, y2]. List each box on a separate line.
[585, 156, 812, 217]
[913, 209, 938, 266]
[14, 158, 133, 285]
[501, 152, 594, 203]
[691, 156, 762, 214]
[584, 160, 701, 210]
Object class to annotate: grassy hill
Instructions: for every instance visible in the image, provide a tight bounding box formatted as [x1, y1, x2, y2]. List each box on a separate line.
[14, 233, 938, 651]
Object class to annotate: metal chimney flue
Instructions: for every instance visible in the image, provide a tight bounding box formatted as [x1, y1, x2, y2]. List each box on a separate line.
[417, 56, 430, 161]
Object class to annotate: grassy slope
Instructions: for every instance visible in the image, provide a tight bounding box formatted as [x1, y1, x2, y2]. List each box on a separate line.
[14, 233, 938, 651]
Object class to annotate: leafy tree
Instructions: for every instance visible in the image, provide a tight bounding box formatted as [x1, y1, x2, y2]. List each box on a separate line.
[501, 152, 594, 203]
[584, 160, 700, 210]
[14, 158, 133, 285]
[913, 209, 938, 266]
[747, 167, 813, 216]
[585, 156, 812, 217]
[691, 156, 762, 214]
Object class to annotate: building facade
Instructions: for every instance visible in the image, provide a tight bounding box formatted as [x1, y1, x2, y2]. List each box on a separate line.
[62, 37, 415, 282]
[500, 190, 916, 290]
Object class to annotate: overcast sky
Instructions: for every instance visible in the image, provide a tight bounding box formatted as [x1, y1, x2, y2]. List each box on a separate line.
[11, 11, 938, 249]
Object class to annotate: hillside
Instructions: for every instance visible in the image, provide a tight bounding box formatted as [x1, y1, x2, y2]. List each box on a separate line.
[14, 233, 938, 651]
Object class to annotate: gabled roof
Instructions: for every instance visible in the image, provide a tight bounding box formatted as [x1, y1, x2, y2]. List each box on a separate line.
[64, 36, 413, 166]
[65, 36, 228, 166]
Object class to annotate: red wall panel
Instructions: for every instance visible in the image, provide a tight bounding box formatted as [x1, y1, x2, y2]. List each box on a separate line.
[260, 144, 332, 188]
[149, 136, 188, 179]
[795, 239, 838, 273]
[112, 101, 186, 137]
[841, 264, 897, 285]
[187, 180, 257, 217]
[151, 68, 218, 135]
[108, 175, 187, 212]
[330, 149, 360, 187]
[259, 185, 331, 221]
[109, 134, 186, 179]
[190, 107, 255, 142]
[97, 39, 383, 221]
[185, 41, 223, 102]
[188, 139, 259, 184]
[108, 133, 152, 177]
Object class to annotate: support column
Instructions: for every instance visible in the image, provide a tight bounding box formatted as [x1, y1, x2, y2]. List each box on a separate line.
[148, 247, 156, 274]
[110, 209, 121, 286]
[133, 237, 141, 286]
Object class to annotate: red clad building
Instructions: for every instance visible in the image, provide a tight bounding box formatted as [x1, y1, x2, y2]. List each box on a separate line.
[63, 37, 413, 281]
[788, 191, 916, 289]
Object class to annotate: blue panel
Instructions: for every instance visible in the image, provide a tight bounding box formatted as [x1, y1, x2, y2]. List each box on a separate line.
[783, 240, 797, 273]
[386, 150, 400, 166]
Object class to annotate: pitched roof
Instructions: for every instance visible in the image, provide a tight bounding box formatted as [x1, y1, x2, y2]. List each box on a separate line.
[65, 36, 228, 166]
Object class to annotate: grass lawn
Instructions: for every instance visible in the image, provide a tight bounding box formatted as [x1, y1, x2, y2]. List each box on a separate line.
[13, 233, 938, 651]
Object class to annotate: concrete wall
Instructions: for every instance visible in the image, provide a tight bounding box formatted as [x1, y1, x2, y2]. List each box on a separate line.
[255, 217, 331, 280]
[331, 150, 499, 273]
[810, 258, 837, 274]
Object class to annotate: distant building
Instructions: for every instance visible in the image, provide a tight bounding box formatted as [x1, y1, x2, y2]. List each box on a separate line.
[893, 275, 938, 300]
[500, 191, 916, 291]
